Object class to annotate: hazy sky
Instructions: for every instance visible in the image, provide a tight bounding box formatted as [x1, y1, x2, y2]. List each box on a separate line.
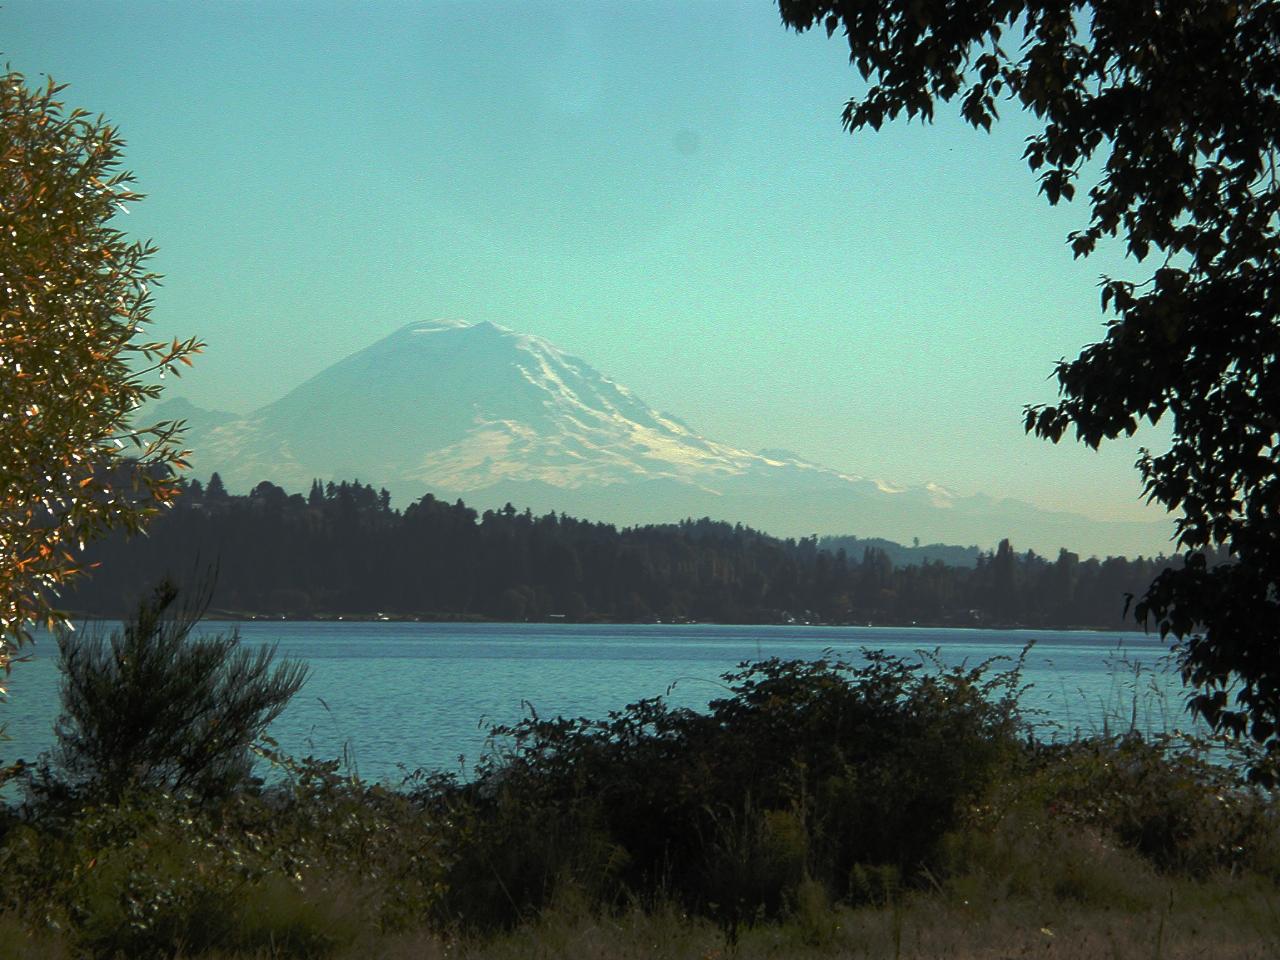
[5, 1, 1168, 527]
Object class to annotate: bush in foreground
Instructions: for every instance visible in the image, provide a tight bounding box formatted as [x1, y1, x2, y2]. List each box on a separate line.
[29, 580, 307, 805]
[434, 651, 1027, 933]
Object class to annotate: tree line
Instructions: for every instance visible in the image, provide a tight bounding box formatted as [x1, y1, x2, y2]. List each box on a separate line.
[63, 475, 1178, 629]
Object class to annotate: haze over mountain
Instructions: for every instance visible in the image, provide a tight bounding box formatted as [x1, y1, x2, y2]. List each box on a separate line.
[160, 319, 1173, 557]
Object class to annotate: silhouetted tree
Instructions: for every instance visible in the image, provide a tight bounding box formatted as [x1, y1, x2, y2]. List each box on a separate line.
[65, 478, 1172, 629]
[38, 580, 307, 802]
[205, 472, 228, 501]
[778, 0, 1280, 777]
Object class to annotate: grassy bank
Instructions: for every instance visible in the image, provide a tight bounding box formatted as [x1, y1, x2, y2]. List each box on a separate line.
[3, 650, 1277, 958]
[4, 800, 1278, 959]
[298, 882, 1280, 960]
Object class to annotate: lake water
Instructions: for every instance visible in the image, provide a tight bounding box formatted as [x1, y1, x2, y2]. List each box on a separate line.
[1, 622, 1191, 787]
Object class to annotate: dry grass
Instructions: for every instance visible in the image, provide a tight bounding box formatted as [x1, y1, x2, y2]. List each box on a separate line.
[314, 876, 1280, 960]
[6, 871, 1278, 960]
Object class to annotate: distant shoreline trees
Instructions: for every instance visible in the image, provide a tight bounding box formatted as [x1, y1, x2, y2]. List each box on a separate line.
[63, 476, 1175, 630]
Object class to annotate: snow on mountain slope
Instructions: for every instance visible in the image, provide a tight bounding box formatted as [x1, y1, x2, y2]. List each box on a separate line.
[190, 319, 862, 493]
[166, 319, 1174, 556]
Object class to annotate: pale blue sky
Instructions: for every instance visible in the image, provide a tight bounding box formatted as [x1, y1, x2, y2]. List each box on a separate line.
[5, 0, 1166, 525]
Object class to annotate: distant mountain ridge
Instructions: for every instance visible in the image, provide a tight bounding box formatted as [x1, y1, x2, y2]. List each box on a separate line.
[819, 536, 985, 569]
[159, 318, 1174, 557]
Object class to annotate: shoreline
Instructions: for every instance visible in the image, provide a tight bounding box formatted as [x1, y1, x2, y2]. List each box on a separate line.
[60, 608, 1151, 634]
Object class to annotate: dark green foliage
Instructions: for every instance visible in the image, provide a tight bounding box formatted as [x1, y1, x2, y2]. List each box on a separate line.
[431, 652, 1027, 932]
[0, 770, 438, 959]
[777, 0, 1280, 780]
[36, 580, 307, 802]
[68, 478, 1173, 628]
[248, 748, 450, 932]
[1023, 733, 1280, 877]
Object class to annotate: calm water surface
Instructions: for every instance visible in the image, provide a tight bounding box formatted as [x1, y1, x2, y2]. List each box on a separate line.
[3, 622, 1188, 786]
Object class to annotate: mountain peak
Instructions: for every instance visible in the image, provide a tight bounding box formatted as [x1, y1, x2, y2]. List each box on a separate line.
[398, 317, 479, 335]
[182, 320, 1174, 555]
[192, 316, 798, 498]
[390, 318, 545, 354]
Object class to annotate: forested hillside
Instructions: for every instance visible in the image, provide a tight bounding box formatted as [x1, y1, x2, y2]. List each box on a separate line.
[65, 477, 1176, 628]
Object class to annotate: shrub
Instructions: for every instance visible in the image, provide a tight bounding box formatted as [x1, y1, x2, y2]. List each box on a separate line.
[436, 650, 1028, 929]
[943, 807, 1162, 912]
[33, 579, 307, 803]
[0, 755, 451, 957]
[1026, 733, 1280, 876]
[0, 789, 367, 959]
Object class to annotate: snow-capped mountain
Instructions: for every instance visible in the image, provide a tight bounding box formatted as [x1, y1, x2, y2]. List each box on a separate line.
[162, 319, 1173, 556]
